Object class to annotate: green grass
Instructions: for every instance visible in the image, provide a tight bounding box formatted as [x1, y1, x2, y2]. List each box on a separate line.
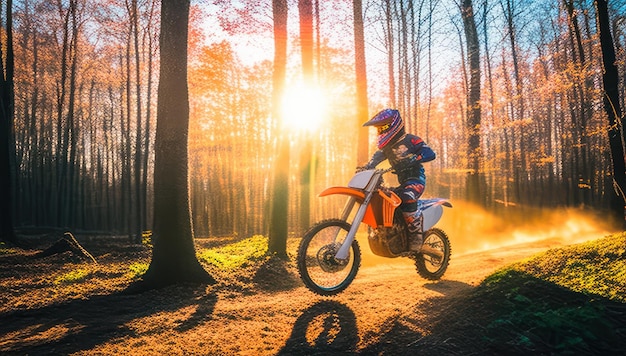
[514, 232, 626, 301]
[54, 268, 91, 285]
[121, 235, 269, 280]
[197, 235, 268, 270]
[473, 232, 626, 353]
[126, 262, 149, 280]
[0, 242, 17, 255]
[142, 230, 153, 247]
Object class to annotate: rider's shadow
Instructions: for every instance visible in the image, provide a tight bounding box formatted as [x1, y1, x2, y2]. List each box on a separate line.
[278, 300, 359, 355]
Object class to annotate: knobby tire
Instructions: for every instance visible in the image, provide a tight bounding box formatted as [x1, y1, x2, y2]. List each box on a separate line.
[414, 227, 451, 280]
[297, 219, 361, 296]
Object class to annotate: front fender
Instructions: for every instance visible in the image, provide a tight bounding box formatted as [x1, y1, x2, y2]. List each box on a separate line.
[319, 187, 400, 228]
[319, 186, 365, 203]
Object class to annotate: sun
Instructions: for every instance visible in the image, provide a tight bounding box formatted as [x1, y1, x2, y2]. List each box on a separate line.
[281, 82, 327, 132]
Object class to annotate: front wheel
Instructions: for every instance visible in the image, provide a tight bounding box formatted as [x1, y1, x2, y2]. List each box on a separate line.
[414, 228, 451, 280]
[297, 219, 361, 296]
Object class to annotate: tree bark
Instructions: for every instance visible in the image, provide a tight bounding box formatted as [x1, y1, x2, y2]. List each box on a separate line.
[353, 0, 370, 165]
[131, 0, 144, 244]
[268, 0, 289, 257]
[461, 0, 482, 203]
[298, 0, 314, 80]
[0, 0, 16, 244]
[142, 0, 215, 288]
[383, 0, 396, 107]
[35, 232, 97, 264]
[595, 0, 626, 225]
[298, 0, 313, 232]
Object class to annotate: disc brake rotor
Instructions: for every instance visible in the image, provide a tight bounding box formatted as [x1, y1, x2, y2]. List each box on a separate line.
[316, 243, 349, 273]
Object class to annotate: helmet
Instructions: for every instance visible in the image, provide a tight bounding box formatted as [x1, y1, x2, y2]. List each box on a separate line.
[363, 108, 405, 149]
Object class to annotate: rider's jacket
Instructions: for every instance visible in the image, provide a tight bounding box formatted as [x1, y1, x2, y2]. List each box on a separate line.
[365, 134, 436, 183]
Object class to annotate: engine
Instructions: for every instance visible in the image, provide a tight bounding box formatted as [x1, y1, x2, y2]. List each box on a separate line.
[367, 224, 408, 257]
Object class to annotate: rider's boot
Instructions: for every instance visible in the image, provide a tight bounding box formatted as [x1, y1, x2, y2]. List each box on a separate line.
[403, 211, 443, 259]
[403, 211, 424, 251]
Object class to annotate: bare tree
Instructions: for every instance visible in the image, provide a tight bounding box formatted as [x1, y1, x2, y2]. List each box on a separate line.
[595, 0, 626, 225]
[54, 0, 81, 227]
[460, 0, 482, 203]
[298, 0, 313, 231]
[383, 0, 396, 107]
[141, 0, 215, 287]
[129, 0, 144, 244]
[563, 0, 593, 205]
[354, 0, 369, 165]
[299, 0, 314, 80]
[0, 0, 15, 244]
[268, 0, 289, 257]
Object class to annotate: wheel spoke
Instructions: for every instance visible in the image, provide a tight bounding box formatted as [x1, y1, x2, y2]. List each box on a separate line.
[415, 228, 451, 280]
[297, 220, 361, 295]
[304, 226, 352, 289]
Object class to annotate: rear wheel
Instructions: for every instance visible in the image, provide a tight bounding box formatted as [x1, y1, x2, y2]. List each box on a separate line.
[414, 228, 451, 280]
[297, 219, 361, 295]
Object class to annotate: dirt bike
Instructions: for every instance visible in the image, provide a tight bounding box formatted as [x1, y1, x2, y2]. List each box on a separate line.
[297, 167, 452, 296]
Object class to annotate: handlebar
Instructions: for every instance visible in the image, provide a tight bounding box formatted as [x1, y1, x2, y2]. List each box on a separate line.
[355, 166, 394, 174]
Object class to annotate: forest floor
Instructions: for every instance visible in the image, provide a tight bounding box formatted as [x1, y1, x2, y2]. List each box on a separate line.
[0, 231, 624, 355]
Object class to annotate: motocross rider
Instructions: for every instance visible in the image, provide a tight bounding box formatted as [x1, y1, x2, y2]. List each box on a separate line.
[361, 108, 436, 253]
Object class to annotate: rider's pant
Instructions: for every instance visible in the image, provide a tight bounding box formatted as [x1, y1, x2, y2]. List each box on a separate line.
[395, 179, 425, 239]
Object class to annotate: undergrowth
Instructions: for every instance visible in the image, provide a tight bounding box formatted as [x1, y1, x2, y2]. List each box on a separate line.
[54, 268, 91, 285]
[514, 232, 626, 302]
[196, 235, 268, 270]
[126, 262, 149, 280]
[473, 232, 626, 354]
[0, 242, 17, 255]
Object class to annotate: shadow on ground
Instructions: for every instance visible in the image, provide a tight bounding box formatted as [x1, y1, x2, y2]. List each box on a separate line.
[0, 283, 217, 355]
[362, 273, 626, 355]
[279, 300, 360, 355]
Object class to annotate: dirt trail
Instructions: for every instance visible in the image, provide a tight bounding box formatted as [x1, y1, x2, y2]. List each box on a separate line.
[67, 237, 569, 355]
[1, 232, 601, 355]
[2, 206, 614, 355]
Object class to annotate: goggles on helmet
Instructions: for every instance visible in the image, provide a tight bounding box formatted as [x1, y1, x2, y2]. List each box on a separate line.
[362, 109, 405, 149]
[377, 123, 392, 134]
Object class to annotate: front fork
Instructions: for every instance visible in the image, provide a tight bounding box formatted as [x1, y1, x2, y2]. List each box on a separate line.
[334, 193, 374, 260]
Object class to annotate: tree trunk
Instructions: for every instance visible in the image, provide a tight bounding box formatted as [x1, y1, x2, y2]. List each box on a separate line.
[383, 0, 396, 107]
[461, 0, 482, 203]
[501, 0, 526, 205]
[66, 0, 79, 228]
[142, 0, 215, 288]
[124, 23, 133, 239]
[595, 0, 626, 225]
[298, 0, 313, 232]
[131, 0, 144, 244]
[353, 0, 369, 165]
[298, 0, 313, 80]
[268, 0, 289, 257]
[0, 0, 16, 244]
[482, 0, 497, 207]
[143, 0, 157, 237]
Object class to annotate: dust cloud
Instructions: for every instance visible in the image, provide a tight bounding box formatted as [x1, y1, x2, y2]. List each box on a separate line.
[437, 201, 618, 256]
[357, 201, 618, 267]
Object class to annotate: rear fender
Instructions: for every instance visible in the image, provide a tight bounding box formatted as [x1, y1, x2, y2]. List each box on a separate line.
[420, 198, 452, 230]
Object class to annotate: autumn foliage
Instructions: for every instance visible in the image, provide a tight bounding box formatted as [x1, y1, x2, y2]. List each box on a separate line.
[5, 1, 626, 240]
